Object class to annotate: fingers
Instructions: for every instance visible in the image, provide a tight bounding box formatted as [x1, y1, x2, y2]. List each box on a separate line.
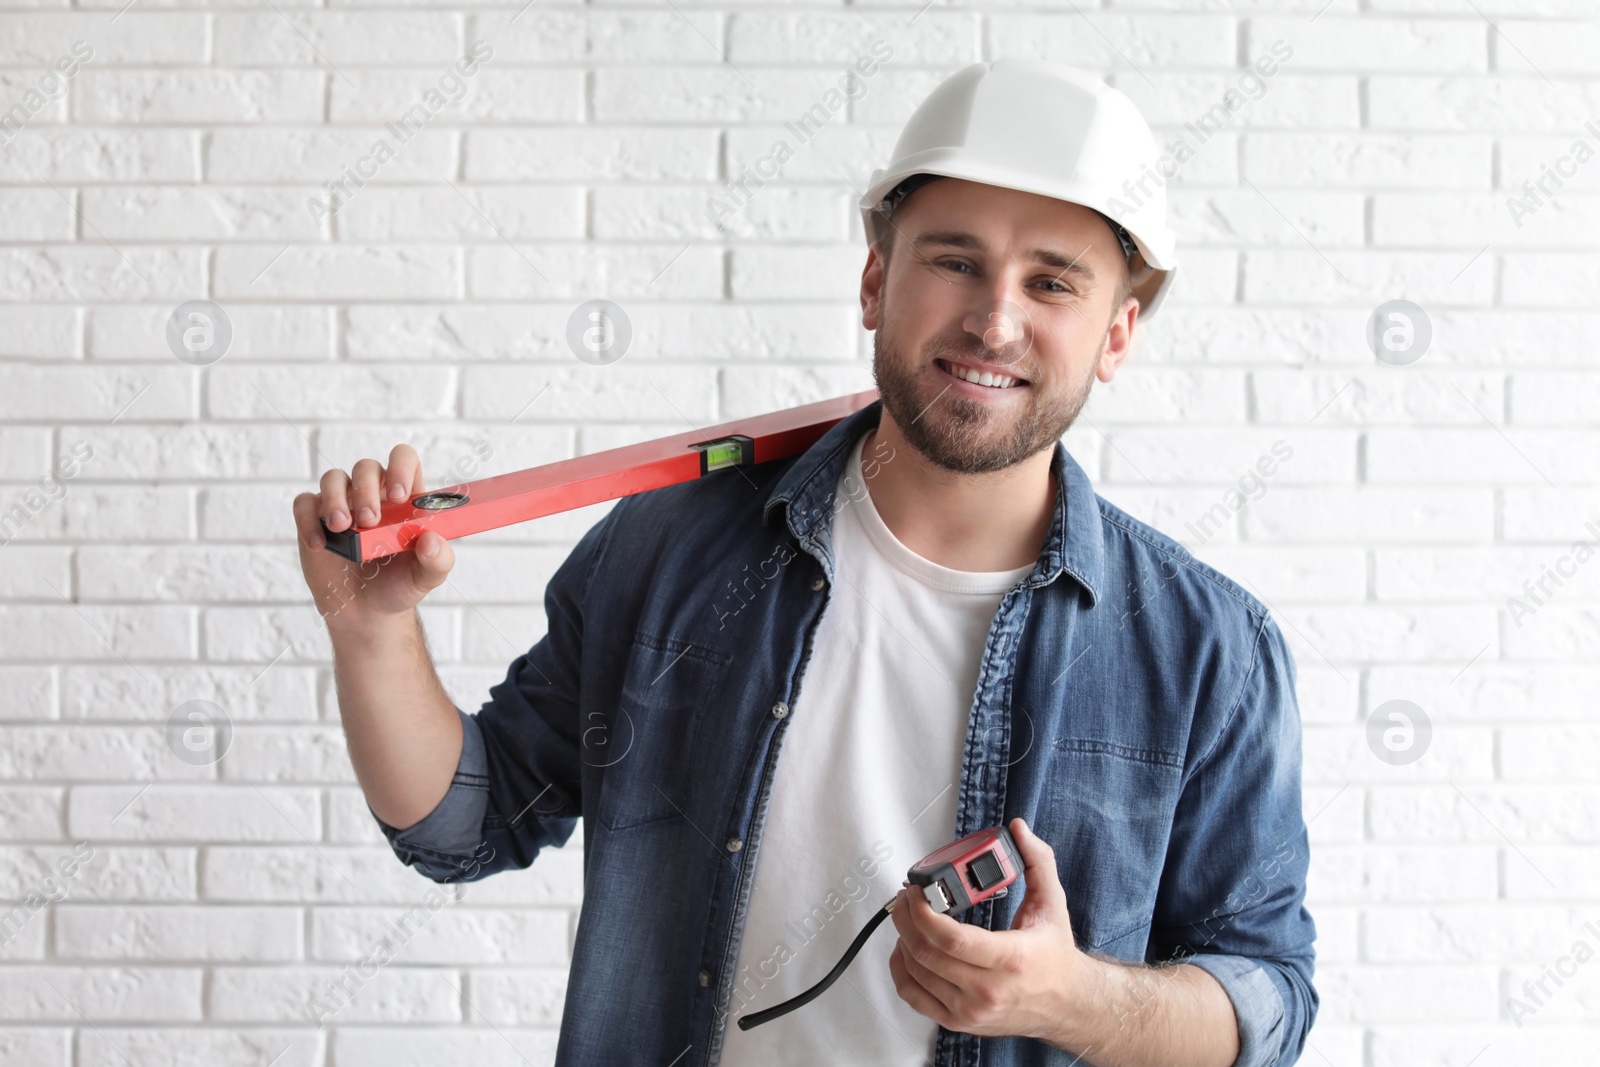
[293, 492, 325, 551]
[349, 458, 384, 527]
[907, 886, 1000, 968]
[890, 938, 963, 1013]
[319, 467, 353, 532]
[315, 446, 420, 536]
[889, 941, 956, 1028]
[893, 887, 995, 977]
[385, 444, 422, 503]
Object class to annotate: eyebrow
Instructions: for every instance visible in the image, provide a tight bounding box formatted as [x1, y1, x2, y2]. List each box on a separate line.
[910, 230, 1099, 281]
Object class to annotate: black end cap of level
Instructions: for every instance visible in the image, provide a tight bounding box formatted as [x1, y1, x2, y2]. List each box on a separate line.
[320, 521, 362, 562]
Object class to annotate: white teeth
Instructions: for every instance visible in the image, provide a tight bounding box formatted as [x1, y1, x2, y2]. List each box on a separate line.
[943, 361, 1019, 388]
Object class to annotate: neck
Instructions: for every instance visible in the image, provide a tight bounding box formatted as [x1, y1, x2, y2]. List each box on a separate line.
[859, 410, 1056, 572]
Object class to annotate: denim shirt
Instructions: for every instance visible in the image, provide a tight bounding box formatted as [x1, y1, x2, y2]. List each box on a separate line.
[369, 398, 1318, 1067]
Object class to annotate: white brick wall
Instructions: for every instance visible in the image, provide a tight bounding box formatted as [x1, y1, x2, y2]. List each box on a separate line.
[1, 1, 1596, 1064]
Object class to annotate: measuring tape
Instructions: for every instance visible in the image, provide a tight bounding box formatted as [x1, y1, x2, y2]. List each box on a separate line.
[321, 389, 880, 563]
[737, 825, 1023, 1031]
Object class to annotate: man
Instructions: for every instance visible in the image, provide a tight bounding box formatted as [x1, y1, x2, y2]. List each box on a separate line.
[294, 59, 1317, 1067]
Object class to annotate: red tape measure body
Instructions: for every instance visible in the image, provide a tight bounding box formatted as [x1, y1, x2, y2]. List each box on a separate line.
[906, 826, 1023, 917]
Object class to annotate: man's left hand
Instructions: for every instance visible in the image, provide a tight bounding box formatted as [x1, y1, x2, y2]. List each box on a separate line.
[888, 816, 1087, 1041]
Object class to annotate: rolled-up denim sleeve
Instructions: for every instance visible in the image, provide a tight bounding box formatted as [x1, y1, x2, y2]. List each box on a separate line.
[368, 500, 622, 884]
[1149, 613, 1319, 1067]
[368, 704, 492, 882]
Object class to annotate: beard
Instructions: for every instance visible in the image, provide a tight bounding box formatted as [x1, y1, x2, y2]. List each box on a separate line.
[871, 321, 1100, 475]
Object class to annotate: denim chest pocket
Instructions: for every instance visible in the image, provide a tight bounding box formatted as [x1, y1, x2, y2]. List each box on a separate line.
[1040, 738, 1185, 956]
[596, 629, 735, 832]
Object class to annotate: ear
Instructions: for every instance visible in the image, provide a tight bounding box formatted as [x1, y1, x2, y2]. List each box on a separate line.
[861, 240, 888, 332]
[1096, 296, 1139, 384]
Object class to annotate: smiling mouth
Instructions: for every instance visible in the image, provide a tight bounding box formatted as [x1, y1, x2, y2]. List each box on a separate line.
[934, 358, 1029, 390]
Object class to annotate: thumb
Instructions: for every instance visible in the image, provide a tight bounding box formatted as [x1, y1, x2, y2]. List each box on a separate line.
[1008, 817, 1069, 930]
[409, 530, 456, 594]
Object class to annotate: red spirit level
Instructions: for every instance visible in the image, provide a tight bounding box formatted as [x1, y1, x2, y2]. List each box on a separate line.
[737, 825, 1023, 1031]
[321, 389, 880, 563]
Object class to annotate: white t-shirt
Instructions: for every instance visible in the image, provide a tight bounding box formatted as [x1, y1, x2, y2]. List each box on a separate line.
[717, 430, 1035, 1065]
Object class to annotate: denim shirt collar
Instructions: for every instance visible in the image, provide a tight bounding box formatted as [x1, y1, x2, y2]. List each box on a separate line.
[760, 397, 1103, 607]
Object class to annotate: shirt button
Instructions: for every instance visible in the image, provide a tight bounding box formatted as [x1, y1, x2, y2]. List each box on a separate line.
[726, 836, 744, 853]
[699, 970, 711, 987]
[810, 575, 826, 591]
[771, 702, 789, 719]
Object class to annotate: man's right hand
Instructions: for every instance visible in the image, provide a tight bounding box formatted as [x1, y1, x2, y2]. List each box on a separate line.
[293, 443, 457, 627]
[295, 444, 467, 832]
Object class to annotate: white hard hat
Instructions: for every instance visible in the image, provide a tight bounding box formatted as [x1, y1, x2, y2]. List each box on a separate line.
[860, 58, 1178, 318]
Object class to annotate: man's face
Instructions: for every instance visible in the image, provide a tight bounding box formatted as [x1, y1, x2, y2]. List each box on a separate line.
[861, 178, 1137, 475]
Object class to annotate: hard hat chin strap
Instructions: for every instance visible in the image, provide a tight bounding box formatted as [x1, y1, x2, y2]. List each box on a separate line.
[878, 172, 946, 220]
[1093, 211, 1140, 265]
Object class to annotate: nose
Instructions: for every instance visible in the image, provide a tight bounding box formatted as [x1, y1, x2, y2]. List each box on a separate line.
[960, 292, 1033, 369]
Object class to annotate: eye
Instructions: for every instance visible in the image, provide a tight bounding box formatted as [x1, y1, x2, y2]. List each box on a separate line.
[935, 259, 973, 275]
